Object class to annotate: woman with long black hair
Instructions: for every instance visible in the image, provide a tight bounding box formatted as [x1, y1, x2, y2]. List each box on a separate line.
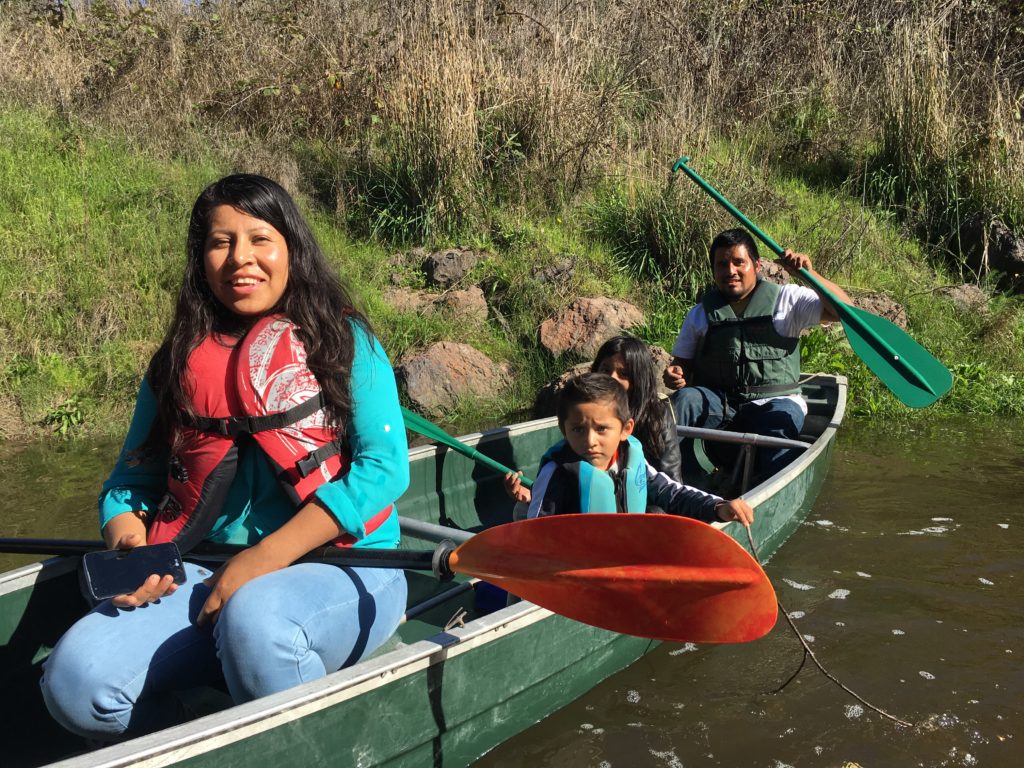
[41, 174, 409, 740]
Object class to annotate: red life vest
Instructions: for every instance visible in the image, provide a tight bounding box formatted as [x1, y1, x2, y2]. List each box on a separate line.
[147, 315, 393, 552]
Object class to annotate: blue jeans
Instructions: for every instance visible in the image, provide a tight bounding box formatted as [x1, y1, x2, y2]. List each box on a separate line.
[40, 561, 407, 740]
[671, 387, 806, 478]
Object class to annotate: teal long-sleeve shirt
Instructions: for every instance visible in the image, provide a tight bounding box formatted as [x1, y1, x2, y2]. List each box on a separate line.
[99, 324, 409, 549]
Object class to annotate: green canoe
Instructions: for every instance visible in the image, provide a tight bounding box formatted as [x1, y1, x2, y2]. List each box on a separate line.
[0, 374, 846, 768]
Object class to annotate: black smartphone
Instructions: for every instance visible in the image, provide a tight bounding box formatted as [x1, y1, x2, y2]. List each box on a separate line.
[81, 542, 187, 601]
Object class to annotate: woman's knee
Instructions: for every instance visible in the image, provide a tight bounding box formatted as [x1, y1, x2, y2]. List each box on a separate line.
[40, 569, 219, 740]
[349, 567, 407, 657]
[214, 567, 320, 648]
[218, 564, 405, 639]
[215, 565, 407, 699]
[41, 642, 134, 739]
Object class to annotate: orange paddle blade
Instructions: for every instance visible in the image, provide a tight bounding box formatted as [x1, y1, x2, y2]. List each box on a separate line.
[449, 514, 777, 643]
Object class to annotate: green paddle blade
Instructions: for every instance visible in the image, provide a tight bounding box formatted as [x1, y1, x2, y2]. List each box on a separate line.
[836, 302, 953, 408]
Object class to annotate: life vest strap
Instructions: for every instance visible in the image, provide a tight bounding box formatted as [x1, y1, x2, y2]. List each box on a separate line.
[296, 441, 344, 478]
[733, 381, 801, 398]
[184, 393, 327, 437]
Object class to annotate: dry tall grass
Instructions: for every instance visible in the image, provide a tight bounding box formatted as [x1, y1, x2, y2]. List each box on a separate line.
[869, 4, 1024, 243]
[2, 0, 1022, 244]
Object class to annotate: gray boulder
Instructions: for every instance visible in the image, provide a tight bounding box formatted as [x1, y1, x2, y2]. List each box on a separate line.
[382, 288, 433, 314]
[533, 343, 673, 417]
[423, 248, 483, 288]
[532, 362, 591, 418]
[437, 286, 489, 323]
[956, 215, 1024, 293]
[383, 286, 489, 324]
[937, 283, 988, 313]
[759, 259, 790, 285]
[853, 292, 908, 330]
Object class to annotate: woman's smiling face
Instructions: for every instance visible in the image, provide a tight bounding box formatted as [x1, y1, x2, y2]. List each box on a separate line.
[203, 205, 289, 316]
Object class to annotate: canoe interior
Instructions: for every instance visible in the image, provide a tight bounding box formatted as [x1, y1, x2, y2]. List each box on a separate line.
[0, 374, 845, 768]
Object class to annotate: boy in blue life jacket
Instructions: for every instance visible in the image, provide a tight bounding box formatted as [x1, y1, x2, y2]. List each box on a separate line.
[523, 372, 754, 524]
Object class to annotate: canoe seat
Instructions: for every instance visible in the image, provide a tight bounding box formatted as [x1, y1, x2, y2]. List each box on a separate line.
[798, 413, 831, 443]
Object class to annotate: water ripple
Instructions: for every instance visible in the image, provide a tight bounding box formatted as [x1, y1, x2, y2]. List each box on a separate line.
[782, 578, 814, 591]
[669, 642, 700, 656]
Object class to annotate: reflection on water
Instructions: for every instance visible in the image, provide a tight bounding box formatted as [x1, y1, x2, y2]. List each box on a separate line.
[0, 439, 120, 571]
[2, 420, 1022, 767]
[475, 418, 1024, 767]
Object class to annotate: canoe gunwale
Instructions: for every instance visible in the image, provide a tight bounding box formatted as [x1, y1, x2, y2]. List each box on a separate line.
[711, 374, 848, 564]
[0, 554, 76, 597]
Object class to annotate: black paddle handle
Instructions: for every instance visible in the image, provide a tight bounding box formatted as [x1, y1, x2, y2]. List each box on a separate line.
[308, 540, 456, 579]
[0, 538, 458, 579]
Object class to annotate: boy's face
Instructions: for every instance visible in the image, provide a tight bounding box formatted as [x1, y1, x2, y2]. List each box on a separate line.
[562, 399, 634, 470]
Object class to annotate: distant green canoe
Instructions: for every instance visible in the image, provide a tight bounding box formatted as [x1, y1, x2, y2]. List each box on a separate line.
[0, 375, 846, 768]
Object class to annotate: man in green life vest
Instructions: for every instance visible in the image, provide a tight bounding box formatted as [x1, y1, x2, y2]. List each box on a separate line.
[663, 228, 852, 479]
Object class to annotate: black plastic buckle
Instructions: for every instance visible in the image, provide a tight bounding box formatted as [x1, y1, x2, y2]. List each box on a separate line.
[296, 454, 318, 478]
[218, 416, 254, 438]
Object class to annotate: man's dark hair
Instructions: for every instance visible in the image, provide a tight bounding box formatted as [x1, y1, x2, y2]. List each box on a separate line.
[708, 228, 760, 268]
[556, 372, 631, 427]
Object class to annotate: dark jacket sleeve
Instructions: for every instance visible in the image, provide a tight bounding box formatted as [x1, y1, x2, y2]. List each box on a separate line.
[646, 463, 721, 522]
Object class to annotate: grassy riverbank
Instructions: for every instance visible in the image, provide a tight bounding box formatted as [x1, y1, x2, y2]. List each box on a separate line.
[1, 0, 1023, 440]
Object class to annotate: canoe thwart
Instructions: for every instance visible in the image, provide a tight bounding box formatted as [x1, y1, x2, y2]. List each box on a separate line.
[676, 425, 810, 451]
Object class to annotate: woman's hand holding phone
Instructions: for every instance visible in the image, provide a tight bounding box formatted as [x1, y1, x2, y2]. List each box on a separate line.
[111, 533, 180, 608]
[110, 575, 179, 608]
[90, 522, 184, 607]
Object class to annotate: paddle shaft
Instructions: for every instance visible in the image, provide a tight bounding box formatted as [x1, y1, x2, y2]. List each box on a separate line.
[0, 537, 456, 577]
[672, 156, 940, 397]
[399, 516, 473, 544]
[402, 407, 533, 489]
[0, 513, 473, 555]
